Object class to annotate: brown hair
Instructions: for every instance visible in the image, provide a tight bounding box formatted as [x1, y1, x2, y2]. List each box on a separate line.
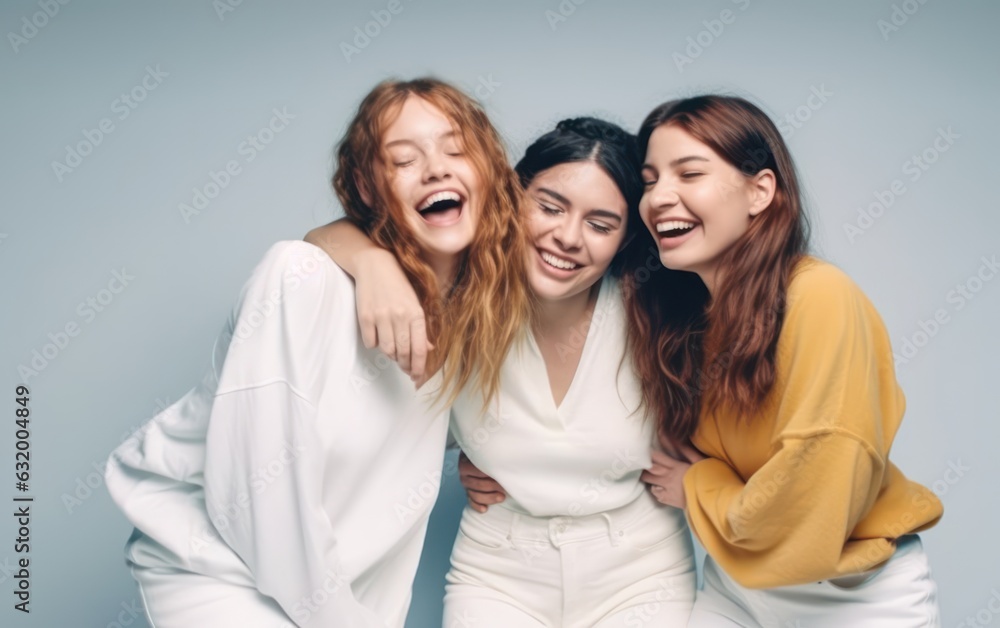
[622, 95, 810, 443]
[332, 77, 534, 407]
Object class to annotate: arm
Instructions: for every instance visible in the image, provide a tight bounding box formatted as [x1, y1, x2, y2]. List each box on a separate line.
[304, 219, 430, 380]
[682, 265, 894, 588]
[203, 241, 385, 627]
[458, 451, 507, 513]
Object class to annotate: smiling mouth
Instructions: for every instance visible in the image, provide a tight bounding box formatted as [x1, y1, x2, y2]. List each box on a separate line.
[538, 249, 580, 271]
[655, 220, 698, 238]
[417, 190, 465, 226]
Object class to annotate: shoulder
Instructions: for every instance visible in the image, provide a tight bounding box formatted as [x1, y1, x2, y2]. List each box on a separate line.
[783, 257, 871, 326]
[787, 256, 861, 304]
[240, 240, 355, 310]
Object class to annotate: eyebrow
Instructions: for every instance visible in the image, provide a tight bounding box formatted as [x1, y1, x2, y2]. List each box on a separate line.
[641, 155, 711, 171]
[384, 130, 457, 149]
[537, 187, 623, 224]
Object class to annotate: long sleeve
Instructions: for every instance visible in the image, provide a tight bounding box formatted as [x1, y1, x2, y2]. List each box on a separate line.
[683, 261, 926, 588]
[202, 241, 384, 627]
[684, 433, 883, 587]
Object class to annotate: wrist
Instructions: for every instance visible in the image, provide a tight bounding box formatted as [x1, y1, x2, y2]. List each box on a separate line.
[352, 246, 396, 278]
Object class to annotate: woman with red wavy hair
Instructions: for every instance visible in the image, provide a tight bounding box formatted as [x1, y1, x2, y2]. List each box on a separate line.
[105, 78, 532, 627]
[629, 95, 943, 626]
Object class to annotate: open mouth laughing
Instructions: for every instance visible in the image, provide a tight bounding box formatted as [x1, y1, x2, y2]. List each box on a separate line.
[416, 189, 466, 226]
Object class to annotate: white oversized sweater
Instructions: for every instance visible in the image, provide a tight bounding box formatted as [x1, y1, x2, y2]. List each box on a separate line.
[105, 240, 450, 627]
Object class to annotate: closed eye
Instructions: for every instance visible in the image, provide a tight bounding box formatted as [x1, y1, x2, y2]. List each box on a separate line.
[539, 204, 562, 215]
[680, 171, 703, 179]
[588, 222, 612, 234]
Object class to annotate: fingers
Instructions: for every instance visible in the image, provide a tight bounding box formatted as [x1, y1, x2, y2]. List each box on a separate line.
[462, 476, 505, 494]
[394, 315, 412, 374]
[467, 495, 489, 514]
[641, 469, 671, 488]
[650, 448, 683, 468]
[374, 311, 397, 363]
[467, 489, 505, 508]
[358, 309, 378, 350]
[408, 317, 429, 381]
[678, 442, 707, 464]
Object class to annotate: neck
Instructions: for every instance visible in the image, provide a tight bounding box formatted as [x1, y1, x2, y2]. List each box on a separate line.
[696, 264, 722, 298]
[535, 280, 601, 337]
[426, 252, 461, 297]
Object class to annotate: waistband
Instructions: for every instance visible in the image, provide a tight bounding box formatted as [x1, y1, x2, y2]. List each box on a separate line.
[468, 490, 678, 548]
[827, 534, 923, 588]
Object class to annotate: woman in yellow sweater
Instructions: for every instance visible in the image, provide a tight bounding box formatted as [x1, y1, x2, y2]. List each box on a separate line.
[628, 95, 943, 626]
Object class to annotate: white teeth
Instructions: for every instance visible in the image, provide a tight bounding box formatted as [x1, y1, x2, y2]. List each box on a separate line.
[540, 251, 579, 270]
[656, 220, 697, 233]
[418, 190, 462, 211]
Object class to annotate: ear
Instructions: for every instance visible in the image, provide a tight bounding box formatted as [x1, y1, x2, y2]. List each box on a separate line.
[747, 168, 776, 217]
[353, 170, 373, 207]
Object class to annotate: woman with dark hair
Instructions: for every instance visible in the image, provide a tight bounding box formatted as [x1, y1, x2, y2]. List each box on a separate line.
[629, 95, 943, 626]
[305, 116, 697, 626]
[105, 77, 533, 627]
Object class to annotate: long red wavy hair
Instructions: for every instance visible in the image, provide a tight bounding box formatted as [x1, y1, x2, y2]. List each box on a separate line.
[622, 95, 810, 443]
[332, 77, 534, 407]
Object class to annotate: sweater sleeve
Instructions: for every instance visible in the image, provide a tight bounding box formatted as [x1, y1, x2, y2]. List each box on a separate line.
[684, 433, 883, 587]
[683, 263, 892, 588]
[202, 241, 385, 627]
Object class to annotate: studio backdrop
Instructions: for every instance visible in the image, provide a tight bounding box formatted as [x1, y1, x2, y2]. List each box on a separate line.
[1, 1, 997, 626]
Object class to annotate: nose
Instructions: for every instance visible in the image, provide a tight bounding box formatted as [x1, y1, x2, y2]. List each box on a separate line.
[421, 149, 451, 183]
[552, 216, 583, 251]
[645, 178, 679, 211]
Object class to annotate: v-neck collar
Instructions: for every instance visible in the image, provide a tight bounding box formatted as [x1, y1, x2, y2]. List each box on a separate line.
[527, 277, 611, 413]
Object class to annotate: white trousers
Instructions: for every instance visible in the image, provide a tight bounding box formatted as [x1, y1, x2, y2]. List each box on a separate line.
[131, 564, 296, 628]
[688, 534, 940, 628]
[444, 491, 697, 627]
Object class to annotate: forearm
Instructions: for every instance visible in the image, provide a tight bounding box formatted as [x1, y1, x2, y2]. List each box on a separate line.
[304, 218, 390, 279]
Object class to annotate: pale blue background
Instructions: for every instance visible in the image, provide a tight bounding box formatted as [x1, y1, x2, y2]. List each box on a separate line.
[1, 1, 998, 626]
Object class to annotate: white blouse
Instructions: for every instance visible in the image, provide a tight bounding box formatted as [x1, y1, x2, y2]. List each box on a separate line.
[449, 276, 657, 517]
[106, 241, 449, 627]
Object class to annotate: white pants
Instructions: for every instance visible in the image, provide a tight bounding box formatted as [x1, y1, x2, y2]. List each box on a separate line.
[444, 491, 697, 627]
[131, 564, 296, 628]
[689, 534, 940, 628]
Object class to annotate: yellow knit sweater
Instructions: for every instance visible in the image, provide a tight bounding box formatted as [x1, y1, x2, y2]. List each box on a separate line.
[683, 257, 943, 588]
